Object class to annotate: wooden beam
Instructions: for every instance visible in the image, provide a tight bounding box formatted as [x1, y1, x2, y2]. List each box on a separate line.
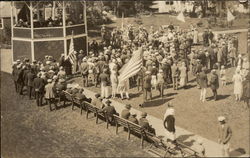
[30, 1, 35, 61]
[62, 1, 67, 56]
[83, 1, 88, 55]
[11, 1, 14, 63]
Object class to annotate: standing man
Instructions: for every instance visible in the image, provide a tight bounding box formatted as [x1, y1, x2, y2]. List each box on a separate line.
[171, 62, 179, 90]
[99, 68, 110, 99]
[143, 71, 152, 103]
[80, 58, 89, 87]
[218, 116, 232, 157]
[210, 69, 219, 101]
[33, 73, 45, 106]
[26, 68, 35, 99]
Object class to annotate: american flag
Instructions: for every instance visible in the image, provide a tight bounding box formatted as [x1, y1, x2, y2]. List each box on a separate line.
[118, 47, 143, 86]
[66, 37, 77, 65]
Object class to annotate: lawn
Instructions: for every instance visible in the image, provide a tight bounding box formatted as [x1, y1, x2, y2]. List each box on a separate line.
[0, 71, 150, 157]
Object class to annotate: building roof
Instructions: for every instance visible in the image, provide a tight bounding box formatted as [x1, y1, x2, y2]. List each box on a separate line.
[0, 2, 12, 18]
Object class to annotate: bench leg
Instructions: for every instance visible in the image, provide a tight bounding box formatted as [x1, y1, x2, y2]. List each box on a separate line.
[86, 109, 89, 119]
[96, 113, 98, 124]
[80, 105, 83, 115]
[106, 118, 109, 129]
[141, 134, 144, 149]
[115, 123, 118, 134]
[127, 128, 130, 140]
[71, 101, 74, 110]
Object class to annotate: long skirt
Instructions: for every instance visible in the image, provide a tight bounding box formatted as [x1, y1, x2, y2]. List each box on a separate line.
[180, 76, 187, 87]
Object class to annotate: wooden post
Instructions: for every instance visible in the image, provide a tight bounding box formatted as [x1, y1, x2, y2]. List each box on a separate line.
[83, 1, 88, 55]
[115, 121, 118, 134]
[141, 132, 144, 148]
[96, 110, 99, 124]
[127, 123, 130, 140]
[30, 1, 35, 61]
[10, 2, 14, 63]
[62, 1, 67, 56]
[106, 114, 109, 129]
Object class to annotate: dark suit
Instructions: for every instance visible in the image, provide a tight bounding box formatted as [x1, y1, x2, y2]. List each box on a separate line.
[210, 73, 219, 100]
[26, 71, 35, 99]
[33, 77, 45, 106]
[16, 68, 24, 95]
[99, 105, 117, 124]
[81, 62, 89, 87]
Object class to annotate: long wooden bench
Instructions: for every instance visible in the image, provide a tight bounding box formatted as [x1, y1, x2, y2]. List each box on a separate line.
[145, 132, 202, 157]
[72, 97, 86, 114]
[113, 115, 151, 148]
[83, 101, 109, 129]
[62, 91, 74, 108]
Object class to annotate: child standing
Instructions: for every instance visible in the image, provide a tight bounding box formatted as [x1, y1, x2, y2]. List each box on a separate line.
[220, 65, 227, 86]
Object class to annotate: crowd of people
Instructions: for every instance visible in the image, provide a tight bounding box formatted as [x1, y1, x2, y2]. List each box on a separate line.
[11, 22, 249, 157]
[61, 24, 250, 105]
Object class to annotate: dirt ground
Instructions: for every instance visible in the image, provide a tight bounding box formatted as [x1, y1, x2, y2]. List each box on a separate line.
[0, 71, 151, 158]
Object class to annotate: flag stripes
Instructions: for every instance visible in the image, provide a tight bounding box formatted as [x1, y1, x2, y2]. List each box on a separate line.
[118, 48, 143, 85]
[66, 37, 77, 65]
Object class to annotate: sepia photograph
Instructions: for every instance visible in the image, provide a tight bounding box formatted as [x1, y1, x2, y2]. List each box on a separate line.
[0, 0, 249, 157]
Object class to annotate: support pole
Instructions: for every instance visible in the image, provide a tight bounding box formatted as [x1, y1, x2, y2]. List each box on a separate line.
[10, 1, 14, 63]
[30, 1, 35, 61]
[62, 1, 67, 56]
[84, 1, 88, 55]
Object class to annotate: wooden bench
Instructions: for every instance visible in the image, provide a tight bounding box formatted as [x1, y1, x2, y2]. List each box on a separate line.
[84, 101, 109, 129]
[72, 97, 86, 114]
[145, 133, 202, 157]
[62, 91, 74, 108]
[145, 132, 176, 157]
[113, 115, 149, 148]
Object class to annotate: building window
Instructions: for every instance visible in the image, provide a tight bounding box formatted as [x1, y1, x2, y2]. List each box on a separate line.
[0, 18, 3, 29]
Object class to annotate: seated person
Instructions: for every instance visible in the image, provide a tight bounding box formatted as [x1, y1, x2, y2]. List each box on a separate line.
[128, 113, 139, 124]
[139, 112, 156, 135]
[74, 88, 92, 103]
[99, 100, 118, 124]
[91, 93, 104, 109]
[121, 104, 131, 119]
[65, 87, 73, 94]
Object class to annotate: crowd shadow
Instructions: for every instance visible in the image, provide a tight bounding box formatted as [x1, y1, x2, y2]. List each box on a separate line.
[129, 92, 143, 99]
[184, 84, 196, 89]
[177, 134, 195, 142]
[166, 92, 178, 97]
[230, 148, 246, 157]
[207, 94, 231, 101]
[142, 98, 173, 108]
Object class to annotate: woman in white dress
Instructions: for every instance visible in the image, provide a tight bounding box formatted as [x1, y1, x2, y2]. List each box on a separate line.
[232, 68, 243, 101]
[110, 71, 118, 98]
[179, 62, 187, 88]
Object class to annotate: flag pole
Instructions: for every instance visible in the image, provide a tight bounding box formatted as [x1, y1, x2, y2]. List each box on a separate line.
[121, 11, 124, 30]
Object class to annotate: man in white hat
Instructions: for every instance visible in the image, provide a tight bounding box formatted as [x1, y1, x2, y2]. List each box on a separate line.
[217, 116, 232, 157]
